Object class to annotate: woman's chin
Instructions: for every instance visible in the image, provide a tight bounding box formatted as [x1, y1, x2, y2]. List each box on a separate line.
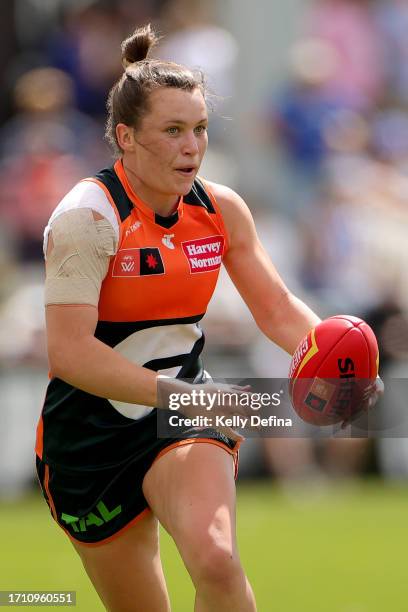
[172, 181, 195, 197]
[172, 170, 197, 193]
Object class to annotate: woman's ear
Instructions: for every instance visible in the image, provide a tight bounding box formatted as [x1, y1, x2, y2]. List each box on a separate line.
[116, 123, 135, 152]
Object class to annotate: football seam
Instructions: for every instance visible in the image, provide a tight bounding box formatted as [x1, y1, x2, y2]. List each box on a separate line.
[358, 325, 373, 378]
[315, 326, 354, 379]
[330, 315, 364, 329]
[330, 317, 376, 378]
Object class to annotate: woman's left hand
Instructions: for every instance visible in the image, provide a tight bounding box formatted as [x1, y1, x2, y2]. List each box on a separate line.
[341, 376, 384, 429]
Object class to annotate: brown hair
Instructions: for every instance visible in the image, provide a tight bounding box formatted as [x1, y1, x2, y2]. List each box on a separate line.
[105, 24, 207, 155]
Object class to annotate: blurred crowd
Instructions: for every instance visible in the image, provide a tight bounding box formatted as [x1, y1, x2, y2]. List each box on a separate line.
[1, 0, 408, 499]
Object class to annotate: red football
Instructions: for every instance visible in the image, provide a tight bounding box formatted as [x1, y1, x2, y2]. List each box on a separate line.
[289, 315, 379, 425]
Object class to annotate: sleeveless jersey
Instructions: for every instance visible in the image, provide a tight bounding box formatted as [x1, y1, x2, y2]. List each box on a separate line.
[35, 159, 229, 470]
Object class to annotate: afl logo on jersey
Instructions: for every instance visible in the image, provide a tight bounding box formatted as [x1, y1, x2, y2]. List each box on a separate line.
[182, 235, 224, 274]
[112, 248, 165, 277]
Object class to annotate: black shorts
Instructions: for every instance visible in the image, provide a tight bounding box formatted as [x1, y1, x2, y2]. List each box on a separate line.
[36, 431, 239, 546]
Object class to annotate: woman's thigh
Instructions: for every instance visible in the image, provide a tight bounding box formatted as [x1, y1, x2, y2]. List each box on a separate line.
[142, 442, 239, 582]
[71, 511, 170, 612]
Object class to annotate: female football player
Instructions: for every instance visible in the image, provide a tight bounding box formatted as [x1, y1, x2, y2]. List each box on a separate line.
[35, 23, 379, 612]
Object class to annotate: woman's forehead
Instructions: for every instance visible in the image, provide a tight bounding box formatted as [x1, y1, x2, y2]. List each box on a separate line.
[145, 87, 207, 123]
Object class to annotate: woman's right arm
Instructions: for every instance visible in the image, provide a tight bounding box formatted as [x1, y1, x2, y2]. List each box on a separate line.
[44, 203, 160, 406]
[46, 303, 159, 406]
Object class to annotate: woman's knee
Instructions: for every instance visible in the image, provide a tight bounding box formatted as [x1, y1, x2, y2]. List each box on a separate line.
[183, 531, 244, 589]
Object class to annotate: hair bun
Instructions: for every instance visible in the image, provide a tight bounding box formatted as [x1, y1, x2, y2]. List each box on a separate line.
[121, 24, 159, 68]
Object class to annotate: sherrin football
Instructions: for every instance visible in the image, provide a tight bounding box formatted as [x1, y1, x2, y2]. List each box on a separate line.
[289, 316, 379, 425]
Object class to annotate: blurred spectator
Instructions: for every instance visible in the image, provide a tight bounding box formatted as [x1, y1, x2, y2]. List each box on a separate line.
[157, 0, 238, 97]
[45, 0, 171, 118]
[0, 2, 17, 123]
[264, 38, 350, 214]
[0, 66, 103, 162]
[371, 102, 408, 167]
[156, 0, 238, 147]
[374, 0, 408, 104]
[364, 301, 408, 479]
[47, 1, 126, 117]
[0, 280, 47, 499]
[305, 0, 385, 111]
[318, 121, 408, 312]
[0, 66, 105, 262]
[0, 279, 46, 368]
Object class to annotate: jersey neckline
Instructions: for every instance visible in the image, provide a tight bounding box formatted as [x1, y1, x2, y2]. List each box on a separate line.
[114, 159, 184, 228]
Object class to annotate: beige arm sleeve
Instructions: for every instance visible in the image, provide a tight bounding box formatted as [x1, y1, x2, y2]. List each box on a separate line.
[44, 208, 118, 306]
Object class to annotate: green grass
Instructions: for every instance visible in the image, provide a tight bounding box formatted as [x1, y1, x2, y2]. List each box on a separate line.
[1, 480, 407, 611]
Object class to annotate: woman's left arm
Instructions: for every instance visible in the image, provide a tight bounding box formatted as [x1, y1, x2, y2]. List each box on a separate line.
[208, 181, 321, 355]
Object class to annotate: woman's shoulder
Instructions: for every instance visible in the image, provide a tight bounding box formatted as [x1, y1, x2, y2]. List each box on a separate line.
[204, 180, 240, 205]
[43, 179, 120, 259]
[47, 179, 119, 233]
[201, 180, 258, 251]
[203, 179, 254, 226]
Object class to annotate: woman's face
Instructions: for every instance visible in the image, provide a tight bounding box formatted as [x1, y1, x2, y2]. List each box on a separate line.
[121, 86, 208, 209]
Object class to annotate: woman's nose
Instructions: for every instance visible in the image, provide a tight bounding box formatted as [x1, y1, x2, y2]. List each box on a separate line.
[181, 132, 199, 155]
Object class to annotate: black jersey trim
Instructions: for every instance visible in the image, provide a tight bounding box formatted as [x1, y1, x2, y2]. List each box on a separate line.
[144, 353, 194, 371]
[154, 211, 179, 228]
[154, 175, 216, 226]
[178, 333, 205, 377]
[143, 333, 205, 376]
[94, 314, 205, 348]
[94, 167, 133, 222]
[94, 169, 214, 225]
[183, 178, 216, 213]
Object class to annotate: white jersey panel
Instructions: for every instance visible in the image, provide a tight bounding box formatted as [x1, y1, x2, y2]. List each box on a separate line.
[43, 180, 119, 257]
[108, 323, 203, 419]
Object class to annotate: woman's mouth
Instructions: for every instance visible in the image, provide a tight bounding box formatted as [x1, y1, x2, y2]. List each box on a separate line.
[175, 167, 196, 177]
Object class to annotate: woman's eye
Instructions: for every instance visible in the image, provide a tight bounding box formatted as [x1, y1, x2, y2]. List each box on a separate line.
[167, 127, 179, 135]
[194, 125, 207, 134]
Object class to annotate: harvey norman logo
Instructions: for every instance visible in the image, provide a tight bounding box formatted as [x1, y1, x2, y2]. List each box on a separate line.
[182, 235, 224, 273]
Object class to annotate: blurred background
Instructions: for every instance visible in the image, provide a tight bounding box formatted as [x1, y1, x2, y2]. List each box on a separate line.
[1, 0, 408, 610]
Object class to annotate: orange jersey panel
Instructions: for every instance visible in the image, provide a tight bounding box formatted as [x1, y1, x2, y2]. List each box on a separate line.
[96, 160, 229, 323]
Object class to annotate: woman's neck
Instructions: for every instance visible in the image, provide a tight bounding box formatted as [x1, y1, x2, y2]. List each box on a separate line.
[123, 162, 180, 217]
